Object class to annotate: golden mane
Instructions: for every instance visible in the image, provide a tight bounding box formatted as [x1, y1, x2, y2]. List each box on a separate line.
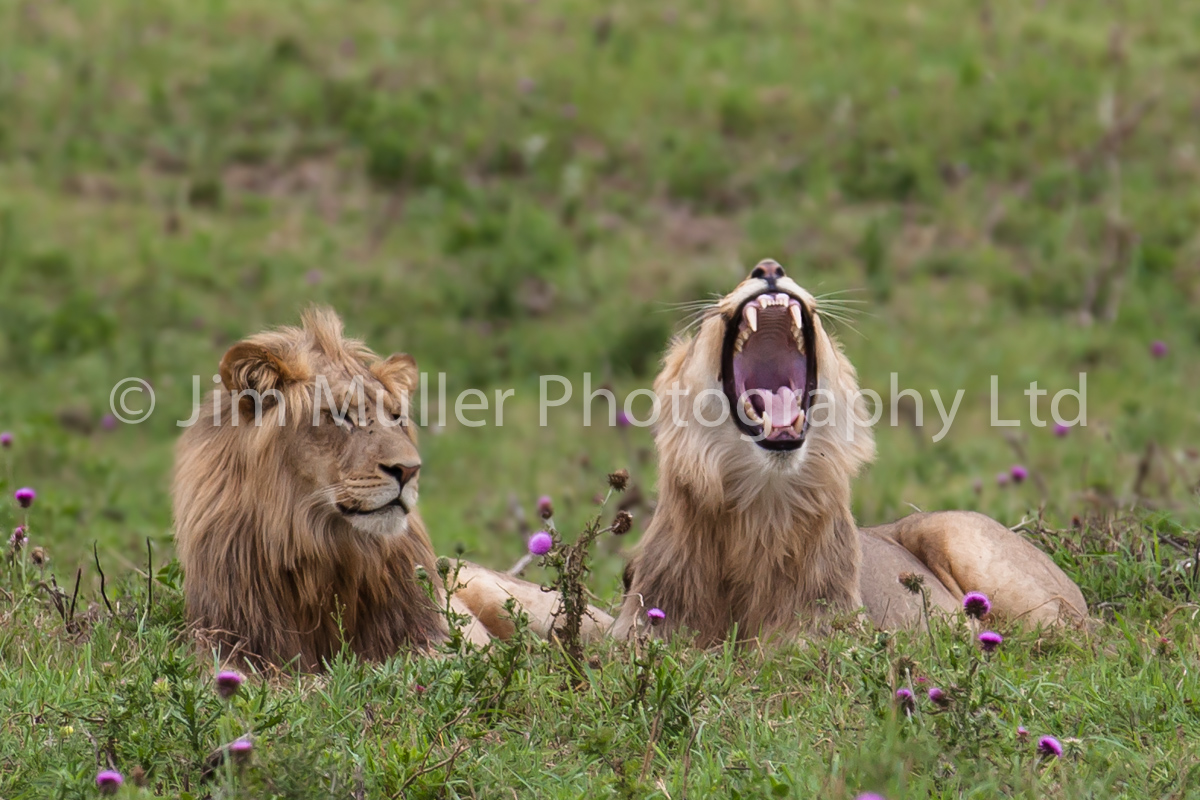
[173, 308, 444, 670]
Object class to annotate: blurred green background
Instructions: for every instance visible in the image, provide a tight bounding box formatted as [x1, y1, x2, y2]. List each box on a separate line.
[1, 0, 1198, 597]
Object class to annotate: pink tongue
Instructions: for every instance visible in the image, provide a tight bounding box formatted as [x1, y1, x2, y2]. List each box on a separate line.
[764, 386, 799, 428]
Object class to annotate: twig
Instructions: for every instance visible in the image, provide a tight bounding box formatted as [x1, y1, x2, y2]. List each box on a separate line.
[353, 765, 365, 800]
[918, 584, 941, 665]
[507, 494, 535, 575]
[39, 577, 69, 624]
[146, 537, 154, 612]
[393, 739, 470, 797]
[1075, 95, 1158, 172]
[678, 722, 703, 800]
[639, 706, 665, 782]
[68, 568, 82, 623]
[93, 542, 114, 615]
[389, 703, 474, 798]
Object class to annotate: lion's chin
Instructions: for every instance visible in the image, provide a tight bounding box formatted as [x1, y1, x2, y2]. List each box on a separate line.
[341, 506, 412, 538]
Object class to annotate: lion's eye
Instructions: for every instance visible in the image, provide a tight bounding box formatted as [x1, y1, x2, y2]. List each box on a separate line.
[323, 410, 353, 430]
[380, 407, 407, 426]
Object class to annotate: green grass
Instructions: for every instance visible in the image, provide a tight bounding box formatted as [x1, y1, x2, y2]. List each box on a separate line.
[1, 0, 1199, 796]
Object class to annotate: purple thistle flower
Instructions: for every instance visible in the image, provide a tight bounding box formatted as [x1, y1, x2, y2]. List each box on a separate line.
[895, 687, 915, 715]
[996, 471, 1010, 487]
[1010, 465, 1028, 484]
[14, 487, 35, 508]
[215, 670, 244, 699]
[1151, 340, 1168, 359]
[927, 687, 949, 707]
[855, 794, 887, 800]
[536, 495, 554, 520]
[10, 526, 27, 550]
[96, 770, 124, 795]
[306, 269, 323, 286]
[1053, 423, 1070, 437]
[646, 607, 666, 625]
[1037, 735, 1063, 757]
[101, 414, 118, 431]
[963, 591, 991, 620]
[978, 631, 1003, 652]
[229, 738, 253, 763]
[0, 432, 11, 448]
[616, 410, 631, 428]
[528, 531, 553, 556]
[1017, 726, 1029, 739]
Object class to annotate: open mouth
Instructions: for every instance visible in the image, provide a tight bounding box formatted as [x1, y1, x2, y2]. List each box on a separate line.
[721, 291, 817, 450]
[337, 496, 409, 517]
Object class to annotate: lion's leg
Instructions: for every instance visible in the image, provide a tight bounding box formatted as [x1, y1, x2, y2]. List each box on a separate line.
[447, 594, 496, 648]
[449, 562, 615, 642]
[865, 511, 1088, 628]
[860, 528, 959, 629]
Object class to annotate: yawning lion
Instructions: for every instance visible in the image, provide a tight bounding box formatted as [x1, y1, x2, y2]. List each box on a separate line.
[615, 260, 1087, 644]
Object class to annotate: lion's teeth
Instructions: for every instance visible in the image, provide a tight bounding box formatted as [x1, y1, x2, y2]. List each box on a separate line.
[762, 412, 773, 438]
[743, 398, 762, 423]
[776, 293, 790, 305]
[745, 304, 758, 332]
[790, 303, 803, 331]
[735, 327, 750, 353]
[759, 295, 772, 309]
[792, 411, 805, 434]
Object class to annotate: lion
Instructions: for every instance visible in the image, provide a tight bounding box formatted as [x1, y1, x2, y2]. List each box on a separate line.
[173, 308, 611, 670]
[614, 260, 1087, 645]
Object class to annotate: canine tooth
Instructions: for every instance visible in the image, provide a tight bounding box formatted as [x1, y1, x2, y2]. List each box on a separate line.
[762, 412, 773, 438]
[793, 411, 805, 434]
[790, 303, 803, 330]
[745, 304, 758, 332]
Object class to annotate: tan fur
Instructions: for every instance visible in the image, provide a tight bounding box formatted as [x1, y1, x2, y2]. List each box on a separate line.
[174, 308, 611, 670]
[615, 270, 1087, 643]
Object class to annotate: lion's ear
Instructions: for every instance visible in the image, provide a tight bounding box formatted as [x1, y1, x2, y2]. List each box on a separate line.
[220, 341, 302, 394]
[372, 353, 419, 398]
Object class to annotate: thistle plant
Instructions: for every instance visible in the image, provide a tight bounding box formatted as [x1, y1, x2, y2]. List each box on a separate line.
[628, 606, 668, 710]
[415, 556, 477, 654]
[204, 666, 259, 786]
[530, 469, 632, 680]
[864, 590, 1061, 765]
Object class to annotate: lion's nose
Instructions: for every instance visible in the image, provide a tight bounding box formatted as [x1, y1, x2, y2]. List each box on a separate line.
[750, 259, 786, 282]
[380, 462, 420, 489]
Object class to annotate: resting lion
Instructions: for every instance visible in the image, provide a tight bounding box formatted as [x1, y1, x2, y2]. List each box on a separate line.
[614, 260, 1087, 644]
[173, 308, 611, 670]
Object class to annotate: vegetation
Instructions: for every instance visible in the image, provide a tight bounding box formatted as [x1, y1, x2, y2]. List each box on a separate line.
[1, 0, 1198, 796]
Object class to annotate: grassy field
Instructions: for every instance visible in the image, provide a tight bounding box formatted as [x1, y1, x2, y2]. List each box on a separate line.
[2, 0, 1199, 796]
